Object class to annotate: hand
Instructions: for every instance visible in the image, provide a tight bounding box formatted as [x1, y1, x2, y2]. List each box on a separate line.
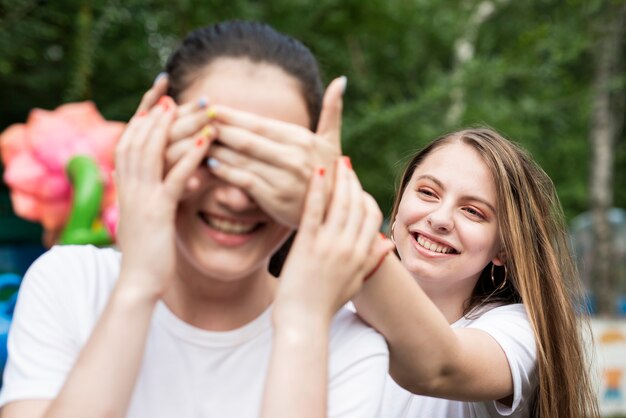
[273, 157, 394, 325]
[115, 97, 211, 299]
[202, 76, 347, 227]
[133, 74, 217, 187]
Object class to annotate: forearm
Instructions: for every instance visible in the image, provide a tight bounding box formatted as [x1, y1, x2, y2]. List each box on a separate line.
[352, 255, 461, 394]
[43, 279, 159, 418]
[262, 315, 330, 418]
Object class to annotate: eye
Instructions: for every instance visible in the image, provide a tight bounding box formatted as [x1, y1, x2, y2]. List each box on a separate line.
[463, 206, 486, 220]
[417, 188, 437, 198]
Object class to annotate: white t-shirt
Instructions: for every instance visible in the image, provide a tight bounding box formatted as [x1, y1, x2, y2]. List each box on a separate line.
[0, 245, 389, 417]
[380, 304, 537, 418]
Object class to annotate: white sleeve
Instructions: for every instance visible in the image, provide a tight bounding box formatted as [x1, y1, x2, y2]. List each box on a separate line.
[469, 304, 537, 416]
[0, 247, 86, 405]
[327, 309, 390, 418]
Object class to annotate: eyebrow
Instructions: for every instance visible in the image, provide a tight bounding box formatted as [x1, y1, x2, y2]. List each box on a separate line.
[416, 174, 497, 214]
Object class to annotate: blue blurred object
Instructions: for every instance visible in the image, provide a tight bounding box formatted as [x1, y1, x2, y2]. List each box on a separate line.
[0, 244, 43, 388]
[0, 273, 22, 385]
[0, 244, 45, 276]
[617, 296, 626, 316]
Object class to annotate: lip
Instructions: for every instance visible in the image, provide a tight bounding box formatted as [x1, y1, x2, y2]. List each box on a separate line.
[198, 211, 265, 247]
[409, 230, 459, 256]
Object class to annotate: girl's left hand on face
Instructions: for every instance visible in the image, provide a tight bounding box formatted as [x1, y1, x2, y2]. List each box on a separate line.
[201, 76, 347, 228]
[274, 157, 394, 324]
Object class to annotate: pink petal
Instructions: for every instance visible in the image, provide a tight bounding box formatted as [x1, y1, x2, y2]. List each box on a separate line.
[0, 124, 28, 165]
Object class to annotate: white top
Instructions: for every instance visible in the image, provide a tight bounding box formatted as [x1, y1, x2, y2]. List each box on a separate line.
[380, 304, 537, 418]
[0, 245, 389, 417]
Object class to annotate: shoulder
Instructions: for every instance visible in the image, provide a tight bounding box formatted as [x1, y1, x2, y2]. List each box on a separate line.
[458, 304, 535, 354]
[19, 244, 121, 316]
[462, 304, 537, 415]
[26, 244, 120, 283]
[327, 307, 389, 373]
[459, 303, 529, 330]
[326, 307, 389, 417]
[330, 306, 388, 352]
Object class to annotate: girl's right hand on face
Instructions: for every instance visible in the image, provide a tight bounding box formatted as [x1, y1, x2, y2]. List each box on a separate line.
[274, 157, 394, 325]
[115, 96, 211, 300]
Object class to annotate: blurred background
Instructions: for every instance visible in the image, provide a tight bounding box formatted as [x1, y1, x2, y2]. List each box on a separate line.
[0, 0, 625, 414]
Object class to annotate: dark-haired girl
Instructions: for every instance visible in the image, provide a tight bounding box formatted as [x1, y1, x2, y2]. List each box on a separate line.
[0, 21, 390, 418]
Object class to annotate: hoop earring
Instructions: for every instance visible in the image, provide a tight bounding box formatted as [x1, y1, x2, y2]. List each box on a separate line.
[390, 221, 396, 245]
[491, 263, 507, 291]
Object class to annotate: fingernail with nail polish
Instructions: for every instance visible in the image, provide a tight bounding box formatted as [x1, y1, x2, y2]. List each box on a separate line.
[198, 97, 208, 109]
[207, 158, 220, 169]
[158, 96, 170, 111]
[342, 156, 352, 169]
[206, 106, 217, 119]
[196, 138, 204, 147]
[318, 167, 325, 176]
[202, 125, 213, 138]
[153, 72, 167, 85]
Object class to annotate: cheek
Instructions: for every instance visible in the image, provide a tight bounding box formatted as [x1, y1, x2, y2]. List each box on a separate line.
[396, 195, 427, 223]
[463, 222, 500, 255]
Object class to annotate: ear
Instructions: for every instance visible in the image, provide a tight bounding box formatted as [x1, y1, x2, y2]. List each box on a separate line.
[491, 252, 506, 267]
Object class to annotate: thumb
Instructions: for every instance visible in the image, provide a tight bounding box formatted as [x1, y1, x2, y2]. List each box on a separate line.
[316, 76, 347, 151]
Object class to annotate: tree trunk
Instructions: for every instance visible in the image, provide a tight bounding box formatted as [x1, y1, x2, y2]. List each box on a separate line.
[589, 1, 625, 317]
[446, 0, 509, 127]
[65, 2, 94, 101]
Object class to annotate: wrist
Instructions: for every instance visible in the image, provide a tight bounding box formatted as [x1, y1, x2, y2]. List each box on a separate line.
[272, 304, 332, 337]
[114, 271, 163, 307]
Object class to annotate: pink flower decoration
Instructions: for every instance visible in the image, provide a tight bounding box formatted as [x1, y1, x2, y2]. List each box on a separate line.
[0, 101, 124, 233]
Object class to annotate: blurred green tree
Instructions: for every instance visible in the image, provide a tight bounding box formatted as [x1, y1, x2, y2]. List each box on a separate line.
[0, 1, 624, 306]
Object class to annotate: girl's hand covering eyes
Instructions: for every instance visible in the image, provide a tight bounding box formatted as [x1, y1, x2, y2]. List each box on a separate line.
[115, 96, 211, 299]
[202, 76, 347, 227]
[273, 158, 394, 324]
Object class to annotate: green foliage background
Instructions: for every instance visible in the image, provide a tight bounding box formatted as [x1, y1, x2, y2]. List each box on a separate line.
[0, 0, 624, 242]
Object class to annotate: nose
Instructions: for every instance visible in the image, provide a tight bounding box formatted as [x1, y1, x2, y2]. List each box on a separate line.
[213, 183, 258, 213]
[427, 204, 454, 233]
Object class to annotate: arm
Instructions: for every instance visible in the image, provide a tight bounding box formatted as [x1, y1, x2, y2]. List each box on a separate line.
[352, 256, 517, 402]
[261, 158, 393, 418]
[2, 98, 209, 418]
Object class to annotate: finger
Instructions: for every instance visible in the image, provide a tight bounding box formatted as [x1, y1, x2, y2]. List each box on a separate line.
[298, 166, 327, 238]
[135, 73, 169, 116]
[175, 96, 209, 118]
[341, 159, 366, 241]
[361, 236, 395, 282]
[170, 105, 213, 141]
[215, 124, 301, 166]
[353, 193, 385, 267]
[119, 102, 166, 179]
[206, 157, 273, 196]
[208, 143, 288, 184]
[209, 104, 313, 146]
[315, 76, 346, 151]
[165, 138, 195, 169]
[324, 157, 352, 232]
[142, 97, 177, 178]
[164, 136, 212, 200]
[165, 126, 216, 170]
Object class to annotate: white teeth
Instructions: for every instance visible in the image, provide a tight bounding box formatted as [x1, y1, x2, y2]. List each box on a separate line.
[207, 216, 256, 234]
[416, 235, 454, 254]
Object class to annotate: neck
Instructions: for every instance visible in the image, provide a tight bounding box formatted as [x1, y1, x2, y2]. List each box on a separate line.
[163, 263, 277, 331]
[416, 278, 477, 324]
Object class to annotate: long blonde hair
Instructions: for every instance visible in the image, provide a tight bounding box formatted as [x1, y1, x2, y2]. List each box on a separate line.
[389, 128, 599, 417]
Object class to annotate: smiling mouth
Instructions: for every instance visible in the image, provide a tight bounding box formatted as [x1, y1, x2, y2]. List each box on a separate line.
[198, 212, 263, 235]
[412, 233, 458, 254]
